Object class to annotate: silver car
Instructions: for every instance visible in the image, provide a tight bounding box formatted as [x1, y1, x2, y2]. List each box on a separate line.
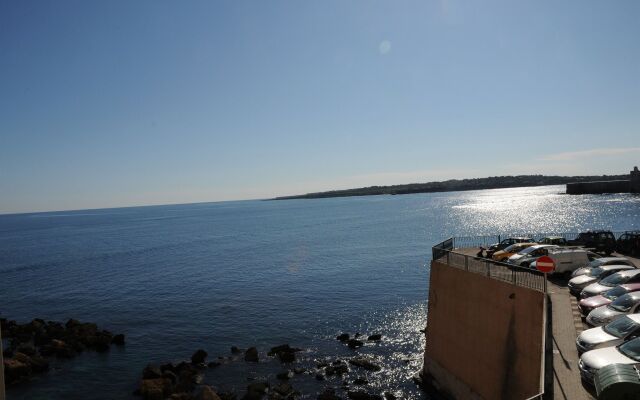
[576, 314, 640, 353]
[572, 257, 637, 278]
[568, 265, 636, 296]
[579, 336, 640, 384]
[586, 291, 640, 327]
[581, 270, 640, 299]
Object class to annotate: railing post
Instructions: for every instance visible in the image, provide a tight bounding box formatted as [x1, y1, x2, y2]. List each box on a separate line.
[446, 251, 450, 265]
[486, 260, 490, 277]
[465, 254, 469, 271]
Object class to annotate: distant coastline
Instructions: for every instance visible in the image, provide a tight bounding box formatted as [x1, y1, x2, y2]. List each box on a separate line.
[274, 174, 629, 200]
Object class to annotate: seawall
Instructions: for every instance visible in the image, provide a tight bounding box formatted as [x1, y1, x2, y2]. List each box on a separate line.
[566, 180, 630, 195]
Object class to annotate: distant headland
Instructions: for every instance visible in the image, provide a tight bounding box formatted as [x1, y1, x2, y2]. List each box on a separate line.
[274, 174, 629, 200]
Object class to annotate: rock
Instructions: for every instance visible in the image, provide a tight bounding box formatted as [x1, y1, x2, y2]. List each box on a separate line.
[244, 347, 259, 362]
[143, 364, 164, 379]
[219, 392, 238, 400]
[16, 343, 37, 356]
[346, 339, 364, 349]
[367, 334, 381, 341]
[170, 394, 195, 400]
[276, 370, 294, 380]
[354, 333, 361, 338]
[3, 358, 31, 385]
[325, 362, 349, 376]
[383, 393, 396, 400]
[196, 385, 223, 400]
[317, 389, 342, 400]
[348, 357, 381, 372]
[247, 382, 269, 394]
[112, 334, 125, 345]
[268, 344, 301, 363]
[231, 346, 242, 354]
[13, 352, 49, 373]
[162, 370, 178, 384]
[353, 378, 368, 385]
[140, 378, 172, 400]
[272, 383, 293, 396]
[293, 367, 306, 374]
[347, 392, 382, 400]
[336, 333, 350, 342]
[191, 349, 208, 364]
[315, 373, 325, 381]
[161, 363, 176, 373]
[208, 361, 221, 368]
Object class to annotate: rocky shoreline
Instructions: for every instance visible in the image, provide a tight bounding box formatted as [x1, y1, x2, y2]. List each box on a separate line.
[1, 317, 125, 386]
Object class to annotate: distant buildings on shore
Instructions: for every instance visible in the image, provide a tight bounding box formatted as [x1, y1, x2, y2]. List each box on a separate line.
[566, 166, 640, 194]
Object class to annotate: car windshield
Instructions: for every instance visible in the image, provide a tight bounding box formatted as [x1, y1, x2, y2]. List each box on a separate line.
[604, 286, 628, 300]
[609, 294, 637, 312]
[589, 267, 606, 277]
[518, 246, 538, 255]
[619, 338, 640, 362]
[601, 273, 630, 287]
[503, 244, 519, 252]
[589, 259, 606, 268]
[603, 316, 639, 338]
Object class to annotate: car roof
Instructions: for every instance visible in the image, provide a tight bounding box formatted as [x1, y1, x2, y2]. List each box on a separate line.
[599, 257, 632, 262]
[600, 264, 635, 271]
[627, 291, 640, 300]
[621, 283, 640, 291]
[530, 244, 558, 249]
[543, 236, 564, 239]
[627, 314, 640, 324]
[614, 270, 640, 277]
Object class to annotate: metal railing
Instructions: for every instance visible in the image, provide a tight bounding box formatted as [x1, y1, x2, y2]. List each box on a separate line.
[432, 238, 547, 292]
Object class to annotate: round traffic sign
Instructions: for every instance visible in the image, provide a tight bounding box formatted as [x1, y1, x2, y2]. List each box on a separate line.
[536, 255, 555, 273]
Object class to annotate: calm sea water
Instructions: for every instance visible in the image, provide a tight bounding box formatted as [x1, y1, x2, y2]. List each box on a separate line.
[1, 185, 639, 399]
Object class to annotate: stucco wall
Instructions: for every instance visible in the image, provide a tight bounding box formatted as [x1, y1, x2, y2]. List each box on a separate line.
[423, 261, 544, 400]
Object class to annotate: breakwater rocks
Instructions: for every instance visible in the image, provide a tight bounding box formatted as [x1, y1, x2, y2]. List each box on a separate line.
[1, 317, 125, 386]
[135, 333, 401, 400]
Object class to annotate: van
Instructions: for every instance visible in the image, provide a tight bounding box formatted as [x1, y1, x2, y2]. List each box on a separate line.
[530, 249, 593, 275]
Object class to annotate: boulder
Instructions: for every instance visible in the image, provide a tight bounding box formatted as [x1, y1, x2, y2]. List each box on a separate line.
[317, 389, 342, 400]
[272, 383, 293, 396]
[276, 370, 294, 380]
[325, 362, 349, 376]
[3, 358, 31, 385]
[383, 393, 396, 400]
[112, 334, 126, 345]
[143, 364, 164, 379]
[346, 340, 363, 349]
[191, 349, 208, 365]
[196, 385, 223, 400]
[353, 378, 368, 385]
[336, 333, 350, 342]
[244, 347, 259, 362]
[268, 344, 301, 363]
[140, 378, 172, 400]
[293, 367, 306, 374]
[13, 351, 49, 373]
[231, 346, 242, 354]
[247, 382, 269, 394]
[366, 334, 381, 341]
[348, 357, 381, 372]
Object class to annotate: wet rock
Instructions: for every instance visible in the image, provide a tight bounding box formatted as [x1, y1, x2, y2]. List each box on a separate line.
[140, 378, 172, 400]
[347, 391, 382, 400]
[315, 373, 326, 381]
[244, 347, 259, 362]
[161, 363, 176, 373]
[243, 381, 269, 400]
[316, 360, 329, 368]
[346, 339, 364, 349]
[143, 364, 164, 379]
[162, 370, 178, 384]
[191, 349, 208, 365]
[170, 394, 195, 400]
[317, 389, 342, 400]
[219, 392, 238, 400]
[354, 333, 361, 338]
[272, 383, 293, 396]
[353, 378, 368, 385]
[231, 346, 242, 354]
[13, 352, 49, 373]
[112, 334, 125, 345]
[268, 344, 302, 363]
[276, 370, 294, 380]
[336, 333, 350, 342]
[3, 358, 31, 385]
[196, 385, 223, 400]
[383, 393, 396, 400]
[16, 343, 37, 356]
[348, 357, 381, 372]
[208, 361, 221, 368]
[366, 334, 381, 341]
[325, 362, 349, 376]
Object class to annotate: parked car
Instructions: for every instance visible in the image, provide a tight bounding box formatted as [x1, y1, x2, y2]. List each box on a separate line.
[507, 244, 559, 267]
[579, 283, 640, 317]
[491, 242, 538, 262]
[568, 265, 636, 296]
[572, 257, 636, 278]
[568, 230, 617, 255]
[617, 231, 640, 256]
[576, 313, 640, 354]
[579, 335, 640, 384]
[538, 236, 568, 246]
[581, 270, 640, 299]
[486, 237, 534, 256]
[529, 248, 596, 275]
[586, 291, 640, 326]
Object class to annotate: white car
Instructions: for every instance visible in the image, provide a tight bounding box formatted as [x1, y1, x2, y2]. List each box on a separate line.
[586, 291, 640, 327]
[579, 336, 640, 384]
[506, 244, 558, 266]
[581, 270, 640, 299]
[576, 314, 640, 354]
[528, 248, 593, 275]
[572, 257, 637, 278]
[568, 265, 636, 296]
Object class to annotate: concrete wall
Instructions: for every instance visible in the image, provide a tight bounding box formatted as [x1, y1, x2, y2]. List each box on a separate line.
[422, 261, 544, 400]
[566, 180, 630, 194]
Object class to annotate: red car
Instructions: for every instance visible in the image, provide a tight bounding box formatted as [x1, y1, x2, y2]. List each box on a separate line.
[578, 283, 640, 317]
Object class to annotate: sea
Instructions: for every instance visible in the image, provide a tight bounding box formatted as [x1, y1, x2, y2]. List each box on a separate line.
[1, 185, 639, 399]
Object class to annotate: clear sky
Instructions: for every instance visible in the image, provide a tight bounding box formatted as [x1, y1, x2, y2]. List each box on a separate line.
[1, 0, 639, 214]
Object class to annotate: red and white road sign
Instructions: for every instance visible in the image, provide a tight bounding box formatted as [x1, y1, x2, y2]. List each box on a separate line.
[536, 255, 555, 273]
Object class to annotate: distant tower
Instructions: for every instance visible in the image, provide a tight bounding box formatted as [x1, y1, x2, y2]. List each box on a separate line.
[631, 166, 640, 193]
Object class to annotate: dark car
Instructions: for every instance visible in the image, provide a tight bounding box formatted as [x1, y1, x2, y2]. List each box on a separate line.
[617, 231, 640, 256]
[486, 237, 534, 257]
[569, 230, 616, 255]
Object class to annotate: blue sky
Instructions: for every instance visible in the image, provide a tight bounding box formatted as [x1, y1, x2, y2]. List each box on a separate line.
[1, 0, 639, 213]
